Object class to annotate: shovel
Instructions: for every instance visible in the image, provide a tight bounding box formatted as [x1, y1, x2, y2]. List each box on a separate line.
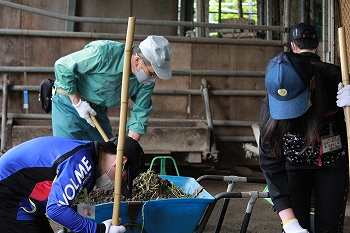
[90, 115, 109, 142]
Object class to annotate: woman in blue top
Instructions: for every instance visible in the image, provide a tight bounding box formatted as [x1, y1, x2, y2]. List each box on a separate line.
[52, 36, 172, 142]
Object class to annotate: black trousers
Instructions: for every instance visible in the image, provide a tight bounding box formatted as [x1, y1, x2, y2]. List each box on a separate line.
[287, 157, 349, 233]
[0, 215, 54, 233]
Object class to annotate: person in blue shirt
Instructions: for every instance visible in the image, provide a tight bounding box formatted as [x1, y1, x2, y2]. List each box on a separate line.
[52, 36, 173, 142]
[0, 136, 145, 233]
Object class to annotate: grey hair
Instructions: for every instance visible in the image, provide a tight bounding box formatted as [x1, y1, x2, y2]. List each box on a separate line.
[133, 46, 151, 66]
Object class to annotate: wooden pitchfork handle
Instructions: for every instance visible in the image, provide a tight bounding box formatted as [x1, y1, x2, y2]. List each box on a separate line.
[90, 114, 109, 142]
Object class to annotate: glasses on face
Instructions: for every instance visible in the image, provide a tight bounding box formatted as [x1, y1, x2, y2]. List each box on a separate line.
[142, 60, 157, 78]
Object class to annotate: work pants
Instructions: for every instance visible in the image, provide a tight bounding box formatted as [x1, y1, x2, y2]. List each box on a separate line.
[287, 156, 349, 233]
[52, 93, 113, 141]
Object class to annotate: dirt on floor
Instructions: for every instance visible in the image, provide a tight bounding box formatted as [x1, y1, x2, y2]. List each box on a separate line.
[50, 164, 350, 233]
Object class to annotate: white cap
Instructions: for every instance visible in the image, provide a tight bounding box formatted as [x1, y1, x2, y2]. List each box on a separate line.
[139, 35, 173, 80]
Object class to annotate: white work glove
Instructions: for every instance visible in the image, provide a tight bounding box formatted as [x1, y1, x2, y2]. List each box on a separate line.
[283, 218, 309, 233]
[102, 219, 126, 233]
[336, 82, 350, 107]
[72, 99, 96, 127]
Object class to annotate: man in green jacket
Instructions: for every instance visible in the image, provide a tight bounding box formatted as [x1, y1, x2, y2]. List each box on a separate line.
[52, 36, 172, 142]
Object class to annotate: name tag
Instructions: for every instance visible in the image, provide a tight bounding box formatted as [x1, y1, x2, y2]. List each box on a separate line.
[321, 134, 342, 154]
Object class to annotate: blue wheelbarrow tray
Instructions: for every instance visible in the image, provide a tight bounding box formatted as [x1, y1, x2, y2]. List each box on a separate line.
[81, 175, 215, 233]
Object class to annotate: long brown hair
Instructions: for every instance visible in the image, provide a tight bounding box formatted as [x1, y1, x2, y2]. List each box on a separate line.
[260, 67, 326, 158]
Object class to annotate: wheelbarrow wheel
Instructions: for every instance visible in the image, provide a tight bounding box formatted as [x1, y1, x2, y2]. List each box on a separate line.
[124, 222, 147, 233]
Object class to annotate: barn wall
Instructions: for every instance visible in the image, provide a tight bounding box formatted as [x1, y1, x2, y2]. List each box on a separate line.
[0, 34, 282, 166]
[0, 0, 283, 167]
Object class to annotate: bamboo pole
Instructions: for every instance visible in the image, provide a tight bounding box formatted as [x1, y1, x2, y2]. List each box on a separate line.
[338, 27, 350, 176]
[112, 17, 136, 226]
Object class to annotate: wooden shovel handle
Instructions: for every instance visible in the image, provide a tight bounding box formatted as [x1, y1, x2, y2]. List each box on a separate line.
[90, 115, 109, 142]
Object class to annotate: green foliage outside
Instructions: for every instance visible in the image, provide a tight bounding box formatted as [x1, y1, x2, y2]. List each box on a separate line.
[208, 0, 257, 23]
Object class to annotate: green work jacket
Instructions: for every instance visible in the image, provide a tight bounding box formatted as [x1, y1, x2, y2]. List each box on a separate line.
[54, 40, 154, 135]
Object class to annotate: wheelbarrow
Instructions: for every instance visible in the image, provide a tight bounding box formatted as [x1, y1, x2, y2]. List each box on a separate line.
[78, 175, 214, 233]
[195, 175, 269, 233]
[78, 174, 270, 233]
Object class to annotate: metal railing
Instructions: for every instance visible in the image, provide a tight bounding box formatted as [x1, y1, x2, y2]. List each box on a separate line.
[0, 1, 284, 31]
[0, 0, 285, 47]
[0, 1, 267, 150]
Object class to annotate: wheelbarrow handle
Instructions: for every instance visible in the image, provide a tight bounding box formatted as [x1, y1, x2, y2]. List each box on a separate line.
[196, 175, 266, 184]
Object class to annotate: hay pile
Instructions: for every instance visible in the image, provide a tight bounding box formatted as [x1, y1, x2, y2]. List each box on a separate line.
[86, 170, 190, 204]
